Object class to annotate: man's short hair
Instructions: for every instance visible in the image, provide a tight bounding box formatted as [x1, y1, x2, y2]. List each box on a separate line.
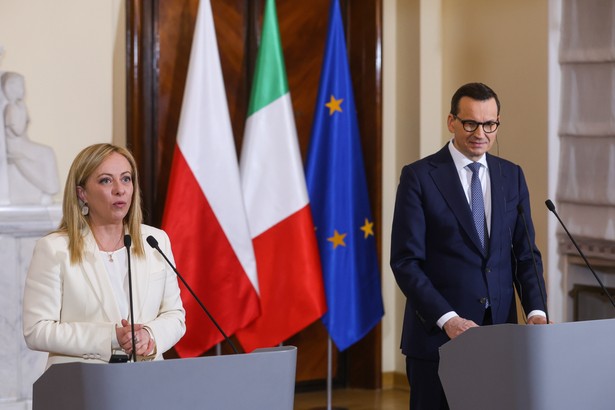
[450, 82, 500, 116]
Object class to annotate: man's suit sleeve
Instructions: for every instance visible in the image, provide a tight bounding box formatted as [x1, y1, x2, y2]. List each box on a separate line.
[510, 166, 547, 314]
[390, 165, 454, 330]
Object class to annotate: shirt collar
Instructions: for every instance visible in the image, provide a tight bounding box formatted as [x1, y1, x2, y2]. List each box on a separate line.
[448, 139, 489, 171]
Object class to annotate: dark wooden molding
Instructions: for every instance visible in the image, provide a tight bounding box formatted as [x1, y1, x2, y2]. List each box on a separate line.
[344, 0, 383, 389]
[126, 0, 160, 224]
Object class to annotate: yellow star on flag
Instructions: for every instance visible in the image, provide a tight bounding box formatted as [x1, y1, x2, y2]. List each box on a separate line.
[360, 218, 374, 239]
[327, 229, 347, 249]
[325, 95, 343, 115]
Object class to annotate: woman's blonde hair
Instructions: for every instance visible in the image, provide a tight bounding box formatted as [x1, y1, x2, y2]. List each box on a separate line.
[58, 143, 145, 264]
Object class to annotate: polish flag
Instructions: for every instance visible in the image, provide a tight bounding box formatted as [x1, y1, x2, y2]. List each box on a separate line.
[235, 0, 327, 352]
[162, 0, 260, 357]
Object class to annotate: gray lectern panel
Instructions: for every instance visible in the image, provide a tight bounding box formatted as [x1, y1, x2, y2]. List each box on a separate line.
[33, 346, 297, 410]
[439, 319, 615, 410]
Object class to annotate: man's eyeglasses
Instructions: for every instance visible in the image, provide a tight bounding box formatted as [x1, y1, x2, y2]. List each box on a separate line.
[453, 115, 500, 133]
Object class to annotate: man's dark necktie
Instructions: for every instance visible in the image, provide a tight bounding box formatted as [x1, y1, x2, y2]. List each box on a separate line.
[468, 162, 486, 250]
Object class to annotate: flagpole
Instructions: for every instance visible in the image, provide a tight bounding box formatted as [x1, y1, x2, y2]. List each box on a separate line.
[327, 336, 332, 410]
[311, 336, 346, 410]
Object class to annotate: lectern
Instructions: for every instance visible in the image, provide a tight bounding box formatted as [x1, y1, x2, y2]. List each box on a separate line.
[439, 319, 615, 410]
[33, 346, 297, 410]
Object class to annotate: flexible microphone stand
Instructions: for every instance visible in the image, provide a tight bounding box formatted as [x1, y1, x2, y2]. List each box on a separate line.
[146, 235, 238, 354]
[124, 234, 138, 361]
[545, 199, 615, 310]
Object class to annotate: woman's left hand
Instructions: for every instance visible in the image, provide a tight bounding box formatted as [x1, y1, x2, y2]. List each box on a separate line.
[118, 319, 155, 356]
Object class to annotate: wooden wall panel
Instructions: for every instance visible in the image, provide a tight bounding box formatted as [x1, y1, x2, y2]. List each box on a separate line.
[126, 0, 382, 388]
[344, 0, 383, 389]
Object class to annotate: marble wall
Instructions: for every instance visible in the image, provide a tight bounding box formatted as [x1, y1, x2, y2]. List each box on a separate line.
[0, 205, 60, 410]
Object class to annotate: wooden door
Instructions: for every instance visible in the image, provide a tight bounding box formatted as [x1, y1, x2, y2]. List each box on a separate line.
[126, 0, 382, 388]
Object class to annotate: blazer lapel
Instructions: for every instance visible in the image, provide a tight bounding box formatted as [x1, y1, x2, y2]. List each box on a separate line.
[487, 154, 506, 255]
[430, 145, 487, 256]
[129, 251, 148, 323]
[81, 231, 122, 322]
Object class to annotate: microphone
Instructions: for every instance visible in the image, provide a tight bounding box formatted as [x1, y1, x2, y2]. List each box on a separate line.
[545, 199, 615, 310]
[517, 204, 549, 324]
[146, 235, 238, 354]
[124, 234, 138, 362]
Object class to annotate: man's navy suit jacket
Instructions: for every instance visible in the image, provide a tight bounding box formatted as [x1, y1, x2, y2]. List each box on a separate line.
[390, 143, 546, 361]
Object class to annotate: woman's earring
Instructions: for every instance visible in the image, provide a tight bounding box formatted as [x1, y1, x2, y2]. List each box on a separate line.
[81, 203, 89, 216]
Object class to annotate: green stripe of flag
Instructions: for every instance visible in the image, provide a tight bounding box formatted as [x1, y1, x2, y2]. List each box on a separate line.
[247, 0, 289, 116]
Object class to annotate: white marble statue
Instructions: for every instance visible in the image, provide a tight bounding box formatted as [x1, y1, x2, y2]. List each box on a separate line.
[0, 48, 61, 409]
[0, 70, 60, 204]
[0, 48, 8, 203]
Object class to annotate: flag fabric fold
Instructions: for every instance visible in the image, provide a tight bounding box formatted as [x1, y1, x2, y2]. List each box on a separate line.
[162, 0, 260, 357]
[305, 0, 385, 352]
[236, 0, 327, 352]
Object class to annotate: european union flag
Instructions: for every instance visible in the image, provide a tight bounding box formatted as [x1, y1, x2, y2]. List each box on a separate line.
[305, 0, 384, 352]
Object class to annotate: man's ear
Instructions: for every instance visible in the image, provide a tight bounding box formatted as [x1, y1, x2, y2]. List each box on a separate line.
[447, 114, 456, 133]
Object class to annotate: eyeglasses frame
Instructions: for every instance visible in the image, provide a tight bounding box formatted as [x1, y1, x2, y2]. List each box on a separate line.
[452, 115, 500, 134]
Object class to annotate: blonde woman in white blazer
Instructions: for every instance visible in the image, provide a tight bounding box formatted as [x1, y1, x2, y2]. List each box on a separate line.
[23, 144, 186, 368]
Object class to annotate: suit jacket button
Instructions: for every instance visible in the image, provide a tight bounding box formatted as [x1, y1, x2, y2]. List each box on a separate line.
[480, 297, 488, 305]
[485, 267, 491, 273]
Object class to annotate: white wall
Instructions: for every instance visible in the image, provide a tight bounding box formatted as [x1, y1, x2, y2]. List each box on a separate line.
[0, 0, 125, 198]
[382, 0, 422, 377]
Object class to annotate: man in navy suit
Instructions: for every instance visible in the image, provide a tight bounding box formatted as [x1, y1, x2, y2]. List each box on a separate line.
[390, 83, 548, 410]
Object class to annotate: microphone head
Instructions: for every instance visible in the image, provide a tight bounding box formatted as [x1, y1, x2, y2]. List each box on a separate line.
[545, 199, 556, 212]
[123, 234, 132, 248]
[146, 235, 159, 249]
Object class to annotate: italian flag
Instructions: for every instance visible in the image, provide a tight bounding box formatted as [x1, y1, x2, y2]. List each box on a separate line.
[235, 0, 327, 352]
[162, 0, 260, 357]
